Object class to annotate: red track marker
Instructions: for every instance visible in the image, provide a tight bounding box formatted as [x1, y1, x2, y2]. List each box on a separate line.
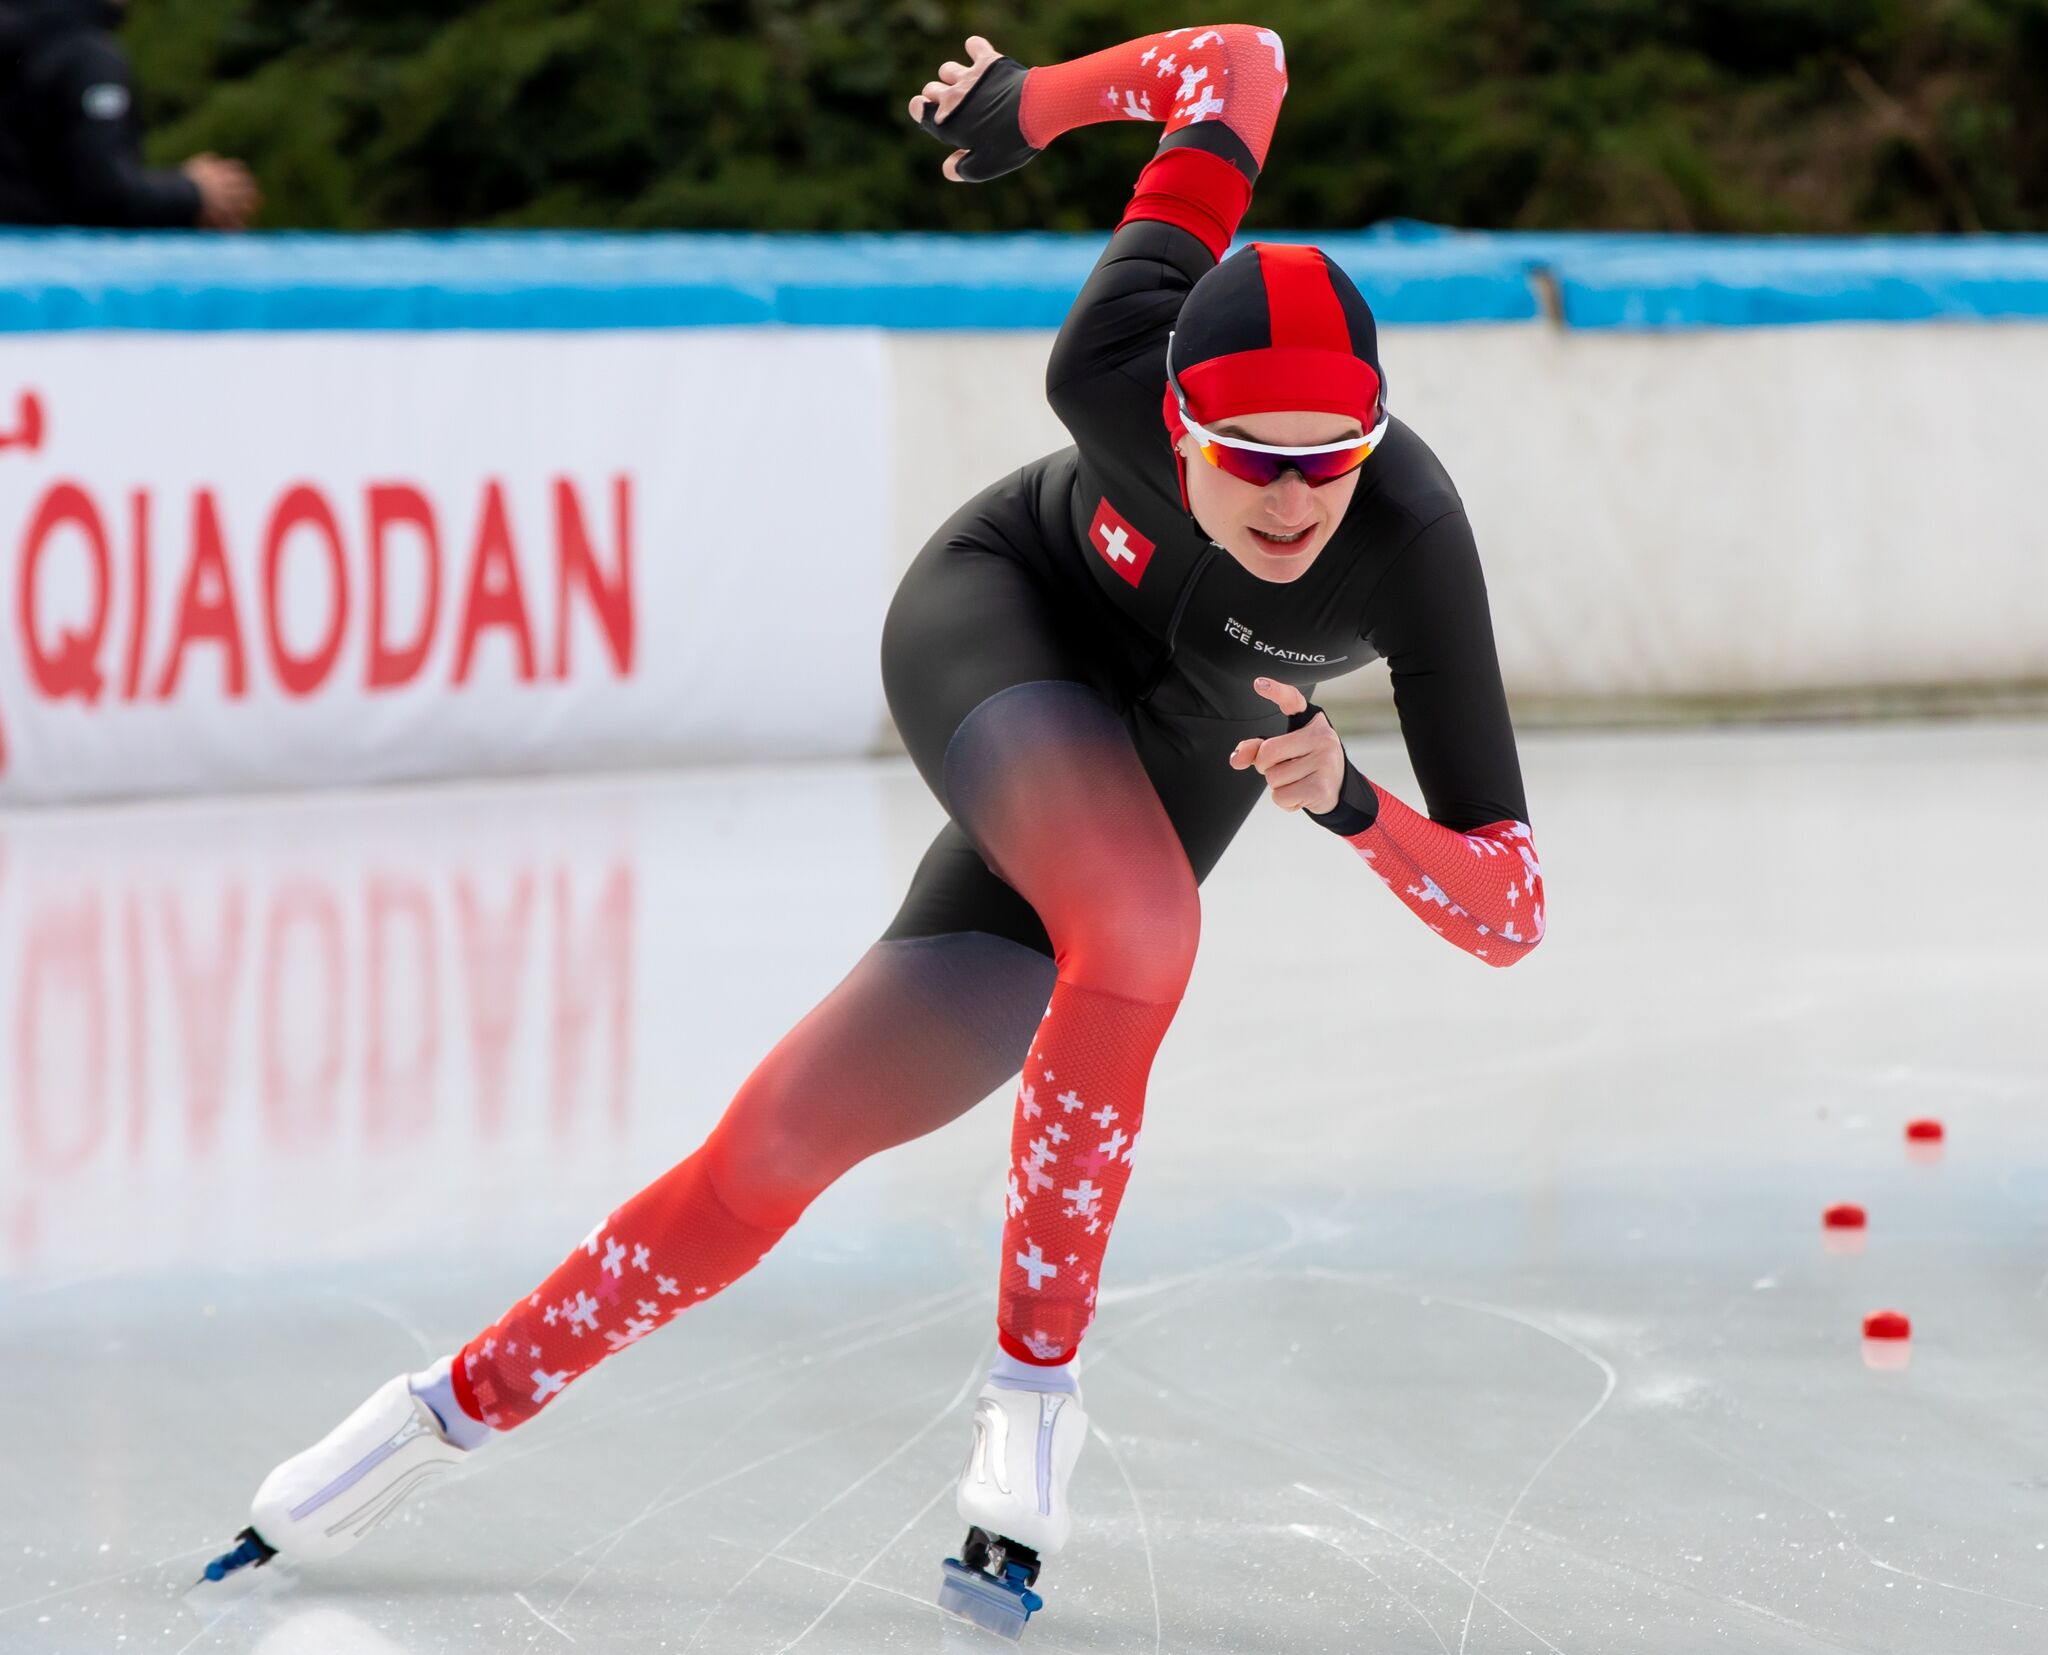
[1862, 1310, 1911, 1340]
[1905, 1119, 1944, 1142]
[1823, 1203, 1867, 1229]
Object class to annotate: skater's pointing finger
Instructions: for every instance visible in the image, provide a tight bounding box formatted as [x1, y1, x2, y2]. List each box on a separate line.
[1249, 724, 1323, 773]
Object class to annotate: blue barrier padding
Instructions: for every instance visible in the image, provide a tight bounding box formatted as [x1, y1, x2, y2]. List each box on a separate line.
[4, 226, 2048, 332]
[1358, 222, 2048, 327]
[0, 229, 1533, 332]
[1547, 238, 2048, 327]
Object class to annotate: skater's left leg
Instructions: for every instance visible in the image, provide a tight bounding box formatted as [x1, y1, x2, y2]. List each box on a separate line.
[949, 689, 1275, 1369]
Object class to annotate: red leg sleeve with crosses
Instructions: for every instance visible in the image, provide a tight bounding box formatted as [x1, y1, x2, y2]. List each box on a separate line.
[1019, 24, 1290, 167]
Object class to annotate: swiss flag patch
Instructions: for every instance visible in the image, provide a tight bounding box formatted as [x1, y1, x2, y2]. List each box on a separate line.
[1088, 497, 1155, 588]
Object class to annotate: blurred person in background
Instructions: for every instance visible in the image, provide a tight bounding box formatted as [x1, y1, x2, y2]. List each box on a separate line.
[0, 0, 258, 226]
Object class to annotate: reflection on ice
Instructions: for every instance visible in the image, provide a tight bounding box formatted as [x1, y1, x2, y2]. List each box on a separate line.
[5, 721, 2048, 1653]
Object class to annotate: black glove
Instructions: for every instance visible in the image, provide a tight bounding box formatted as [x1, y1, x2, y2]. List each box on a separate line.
[914, 57, 1039, 182]
[1285, 702, 1380, 836]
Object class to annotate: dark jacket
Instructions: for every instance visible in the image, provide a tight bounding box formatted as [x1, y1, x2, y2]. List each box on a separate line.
[0, 0, 200, 225]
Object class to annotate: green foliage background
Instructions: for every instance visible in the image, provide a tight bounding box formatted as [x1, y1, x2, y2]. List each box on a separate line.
[123, 0, 2048, 232]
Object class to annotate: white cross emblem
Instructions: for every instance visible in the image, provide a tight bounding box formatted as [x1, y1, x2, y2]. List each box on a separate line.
[1062, 1178, 1103, 1217]
[656, 1274, 679, 1296]
[1090, 1104, 1118, 1127]
[605, 1316, 657, 1351]
[566, 1291, 599, 1335]
[530, 1368, 568, 1403]
[631, 1243, 651, 1271]
[1015, 1241, 1058, 1291]
[1097, 523, 1136, 565]
[1098, 1127, 1128, 1162]
[1182, 86, 1227, 122]
[1020, 1083, 1040, 1120]
[1410, 875, 1451, 909]
[1058, 1088, 1085, 1113]
[602, 1239, 628, 1277]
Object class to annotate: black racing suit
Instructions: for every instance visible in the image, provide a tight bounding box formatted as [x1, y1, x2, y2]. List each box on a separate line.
[881, 216, 1530, 956]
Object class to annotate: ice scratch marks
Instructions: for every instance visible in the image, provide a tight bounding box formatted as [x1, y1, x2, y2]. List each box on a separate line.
[495, 1281, 980, 1480]
[702, 1536, 1096, 1655]
[682, 1341, 992, 1653]
[338, 1290, 437, 1361]
[1675, 1426, 2048, 1618]
[0, 1541, 219, 1618]
[513, 1590, 577, 1643]
[1428, 1294, 1617, 1655]
[771, 1474, 956, 1654]
[1293, 1484, 1564, 1654]
[1092, 1423, 1162, 1655]
[511, 1281, 981, 1606]
[524, 1374, 956, 1606]
[1288, 1521, 1451, 1655]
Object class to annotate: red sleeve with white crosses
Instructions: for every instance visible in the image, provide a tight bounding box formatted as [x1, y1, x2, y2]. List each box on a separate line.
[1337, 783, 1545, 968]
[1020, 25, 1290, 166]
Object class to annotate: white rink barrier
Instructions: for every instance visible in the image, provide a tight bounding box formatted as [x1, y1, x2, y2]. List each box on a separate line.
[1, 333, 891, 804]
[890, 323, 2048, 710]
[7, 318, 2048, 802]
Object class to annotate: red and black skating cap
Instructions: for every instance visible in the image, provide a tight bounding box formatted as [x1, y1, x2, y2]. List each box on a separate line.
[1165, 242, 1386, 430]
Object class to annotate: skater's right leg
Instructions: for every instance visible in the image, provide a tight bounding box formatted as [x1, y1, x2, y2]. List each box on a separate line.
[452, 927, 1056, 1430]
[214, 920, 1053, 1578]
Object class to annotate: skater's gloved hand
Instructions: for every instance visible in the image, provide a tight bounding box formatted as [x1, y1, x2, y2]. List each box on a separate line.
[907, 36, 1036, 182]
[1230, 677, 1377, 836]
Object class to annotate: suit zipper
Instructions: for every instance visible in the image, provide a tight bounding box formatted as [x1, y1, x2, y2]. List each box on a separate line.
[1136, 543, 1219, 703]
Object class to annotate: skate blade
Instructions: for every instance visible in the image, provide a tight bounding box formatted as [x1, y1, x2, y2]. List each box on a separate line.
[181, 1556, 292, 1614]
[938, 1559, 1040, 1640]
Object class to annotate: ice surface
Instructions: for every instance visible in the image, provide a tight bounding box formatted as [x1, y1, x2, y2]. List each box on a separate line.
[3, 720, 2046, 1653]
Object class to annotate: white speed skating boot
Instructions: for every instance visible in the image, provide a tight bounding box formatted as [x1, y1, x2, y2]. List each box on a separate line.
[937, 1358, 1088, 1639]
[199, 1358, 485, 1584]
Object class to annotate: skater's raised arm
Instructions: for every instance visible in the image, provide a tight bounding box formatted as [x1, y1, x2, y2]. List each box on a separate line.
[909, 28, 1289, 484]
[1230, 517, 1546, 968]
